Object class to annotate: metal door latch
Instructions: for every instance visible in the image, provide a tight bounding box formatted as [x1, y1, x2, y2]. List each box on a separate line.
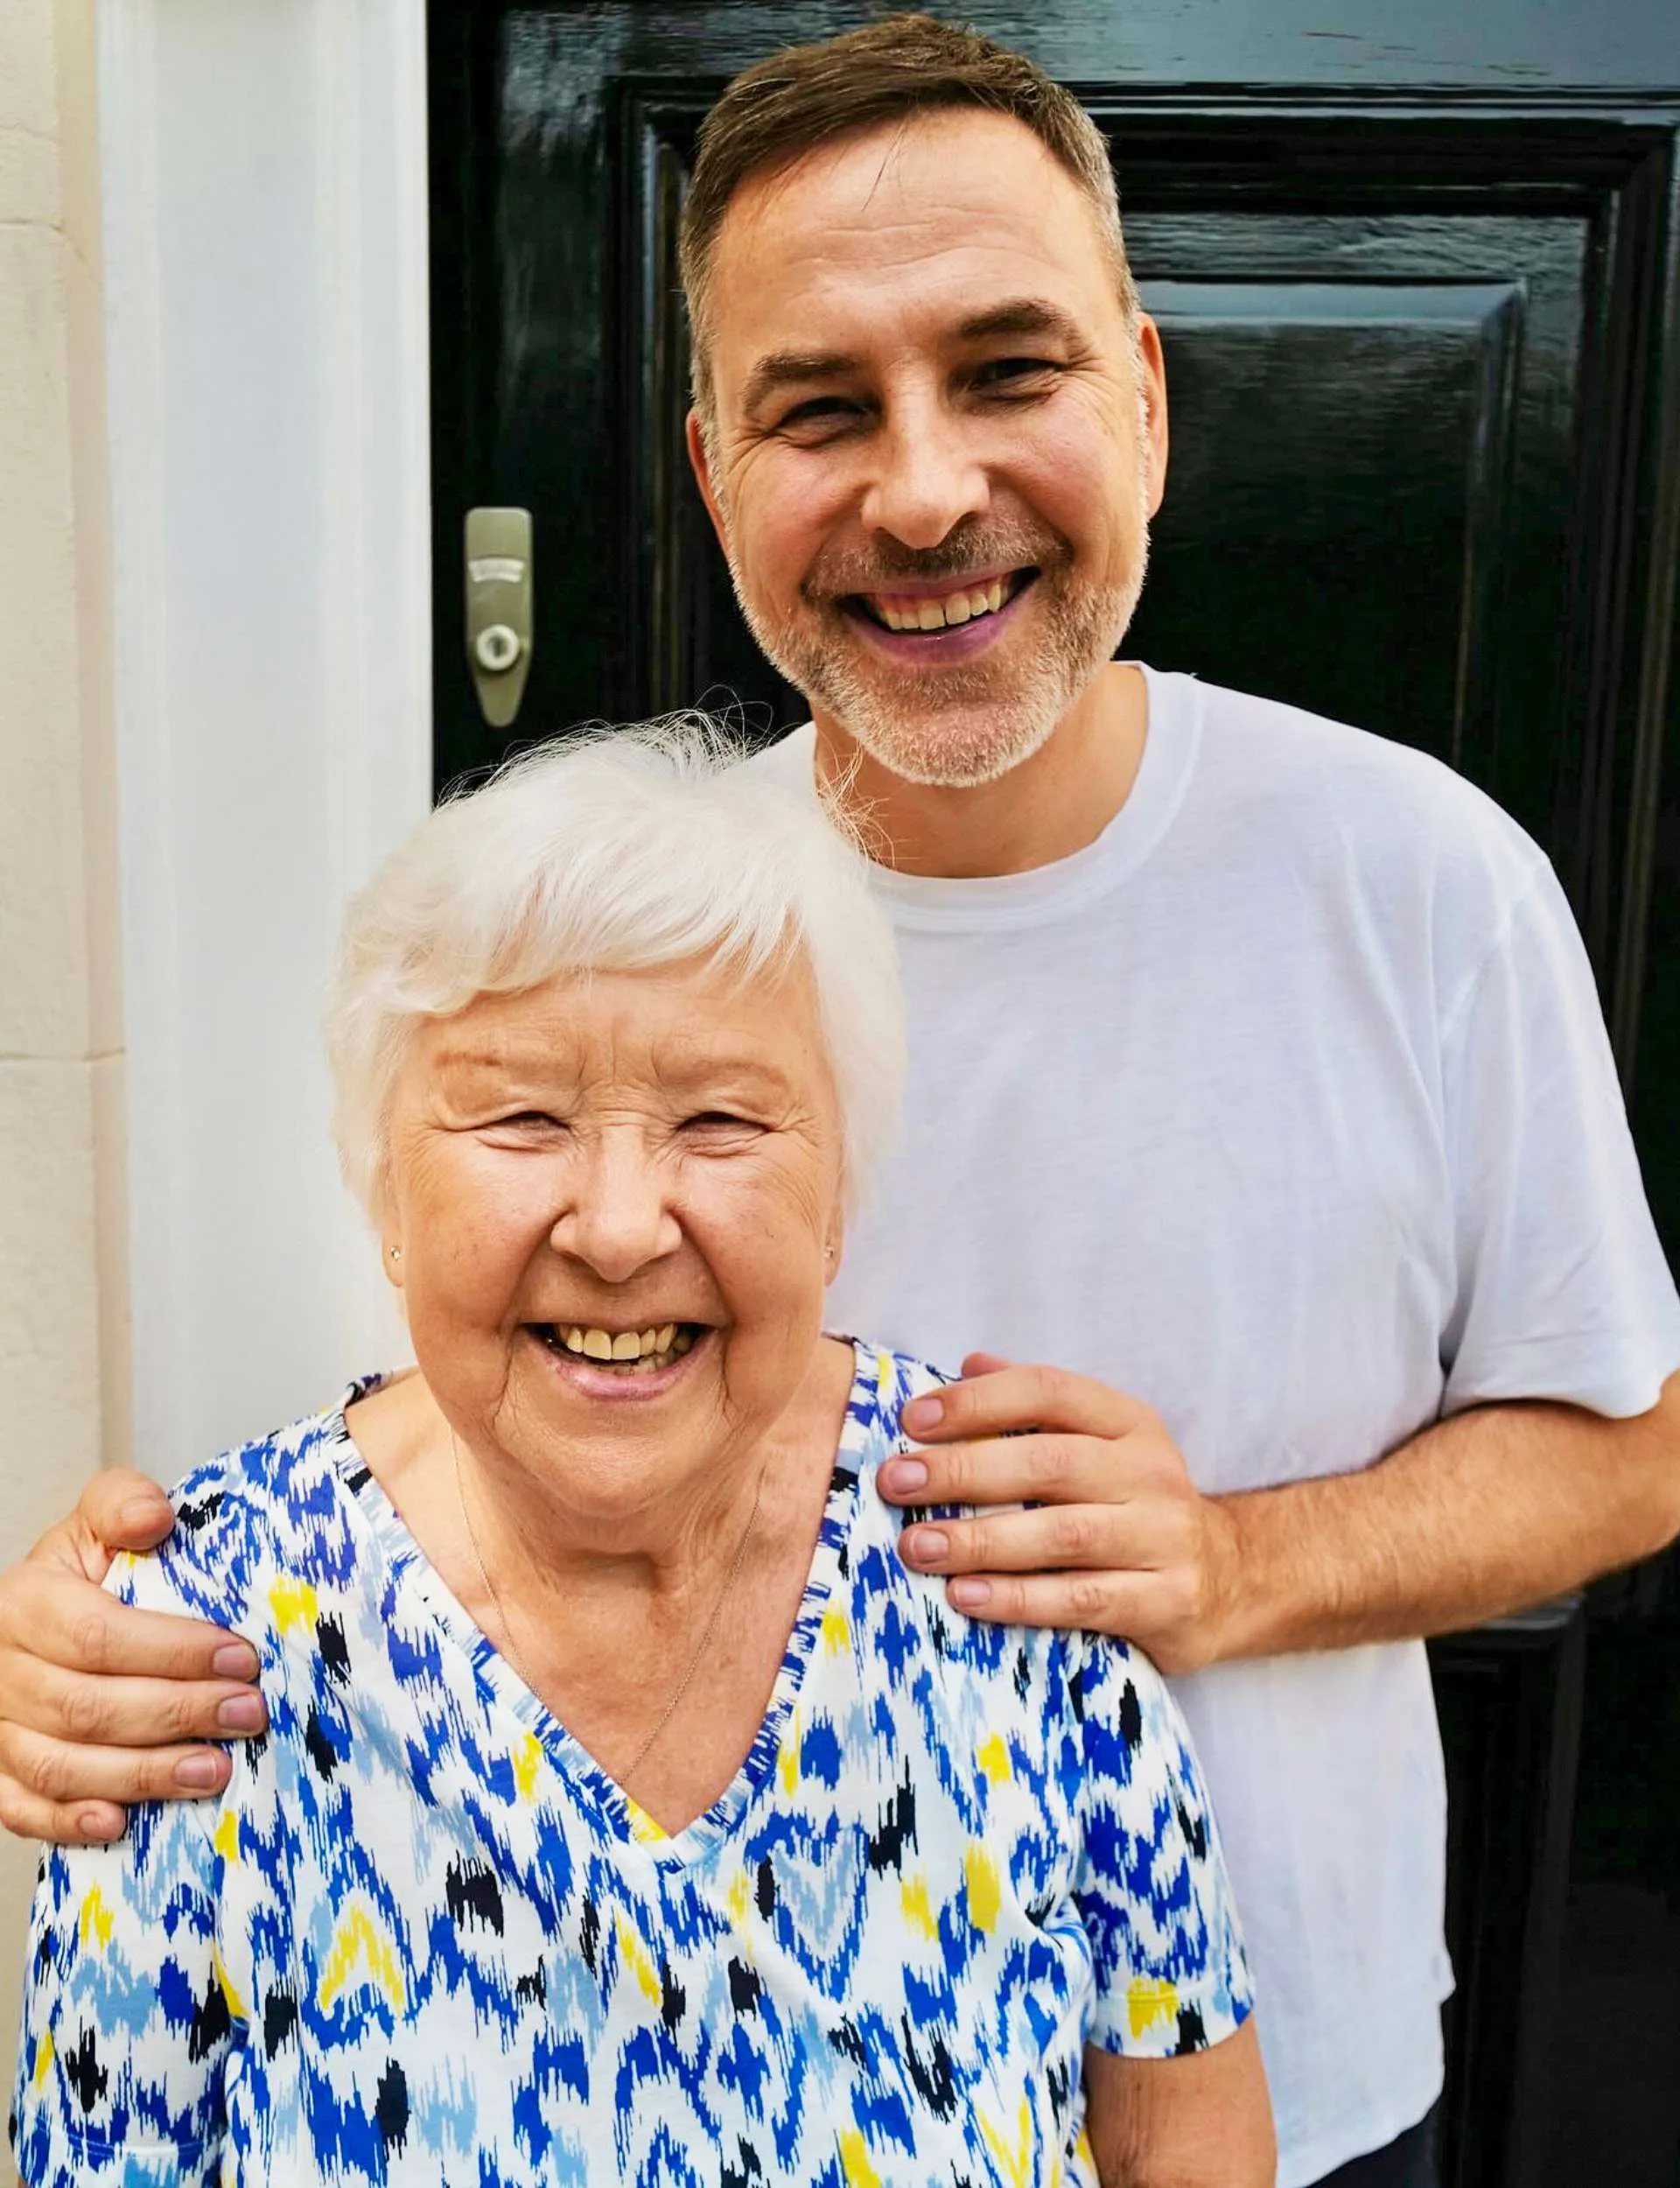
[465, 507, 533, 728]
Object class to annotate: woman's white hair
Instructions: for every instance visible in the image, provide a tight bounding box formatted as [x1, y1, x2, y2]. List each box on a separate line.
[324, 715, 904, 1222]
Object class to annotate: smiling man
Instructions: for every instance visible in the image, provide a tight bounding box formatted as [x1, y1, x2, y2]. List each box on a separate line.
[3, 18, 1680, 2188]
[682, 66, 1164, 879]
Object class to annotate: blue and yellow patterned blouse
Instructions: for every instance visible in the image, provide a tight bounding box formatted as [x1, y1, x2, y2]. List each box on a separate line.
[12, 1342, 1251, 2186]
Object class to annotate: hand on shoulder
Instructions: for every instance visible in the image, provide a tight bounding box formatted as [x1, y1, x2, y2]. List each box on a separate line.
[0, 1469, 264, 1844]
[877, 1353, 1242, 1674]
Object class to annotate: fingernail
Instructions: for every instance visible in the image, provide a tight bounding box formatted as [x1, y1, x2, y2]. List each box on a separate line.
[950, 1579, 992, 1610]
[904, 1527, 948, 1564]
[120, 1496, 169, 1532]
[902, 1397, 942, 1434]
[175, 1753, 224, 1790]
[217, 1692, 265, 1734]
[76, 1806, 122, 1842]
[882, 1457, 928, 1496]
[212, 1644, 257, 1680]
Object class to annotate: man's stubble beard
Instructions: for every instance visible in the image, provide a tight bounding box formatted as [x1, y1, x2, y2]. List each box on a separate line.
[722, 505, 1152, 792]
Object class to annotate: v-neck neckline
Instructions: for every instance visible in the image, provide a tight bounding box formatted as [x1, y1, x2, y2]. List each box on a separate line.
[326, 1336, 878, 1868]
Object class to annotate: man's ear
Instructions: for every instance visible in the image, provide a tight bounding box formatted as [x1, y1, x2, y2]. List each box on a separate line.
[1135, 314, 1171, 520]
[685, 409, 732, 557]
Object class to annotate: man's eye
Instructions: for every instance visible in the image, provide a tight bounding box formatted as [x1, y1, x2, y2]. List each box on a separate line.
[777, 396, 863, 435]
[976, 356, 1060, 390]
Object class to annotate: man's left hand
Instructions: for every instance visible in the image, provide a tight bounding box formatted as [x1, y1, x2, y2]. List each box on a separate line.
[879, 1355, 1241, 1675]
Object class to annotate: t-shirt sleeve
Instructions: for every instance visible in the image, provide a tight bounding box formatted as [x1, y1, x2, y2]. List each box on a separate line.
[10, 1555, 233, 2187]
[1439, 855, 1680, 1418]
[1070, 1635, 1254, 2058]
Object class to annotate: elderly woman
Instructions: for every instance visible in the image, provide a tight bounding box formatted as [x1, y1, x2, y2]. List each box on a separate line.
[13, 725, 1270, 2187]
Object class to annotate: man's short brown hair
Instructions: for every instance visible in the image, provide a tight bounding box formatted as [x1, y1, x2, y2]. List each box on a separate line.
[679, 13, 1140, 427]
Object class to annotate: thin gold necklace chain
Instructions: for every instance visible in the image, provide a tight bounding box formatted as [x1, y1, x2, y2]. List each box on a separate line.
[451, 1436, 767, 1789]
[451, 1435, 542, 1698]
[620, 1469, 766, 1786]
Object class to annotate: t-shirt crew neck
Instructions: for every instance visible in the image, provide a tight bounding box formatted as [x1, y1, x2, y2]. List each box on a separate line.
[853, 661, 1200, 930]
[745, 670, 1680, 2185]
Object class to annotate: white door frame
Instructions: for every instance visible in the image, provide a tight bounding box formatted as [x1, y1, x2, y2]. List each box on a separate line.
[99, 0, 432, 1468]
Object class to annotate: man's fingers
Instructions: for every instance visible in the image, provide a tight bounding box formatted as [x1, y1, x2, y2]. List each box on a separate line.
[936, 1567, 1151, 1636]
[900, 1362, 1149, 1446]
[0, 1774, 127, 1847]
[0, 1563, 256, 1682]
[8, 1656, 267, 1750]
[0, 1721, 232, 1811]
[925, 1562, 1216, 1670]
[934, 1567, 1204, 1664]
[898, 1499, 1145, 1577]
[20, 1471, 172, 1589]
[70, 1469, 176, 1554]
[879, 1429, 1127, 1511]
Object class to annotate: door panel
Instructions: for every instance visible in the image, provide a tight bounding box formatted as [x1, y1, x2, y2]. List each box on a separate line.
[428, 11, 1680, 2185]
[1137, 270, 1530, 787]
[1131, 232, 1572, 803]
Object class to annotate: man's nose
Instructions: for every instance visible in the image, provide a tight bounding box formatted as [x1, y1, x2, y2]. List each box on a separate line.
[549, 1133, 681, 1283]
[859, 403, 988, 551]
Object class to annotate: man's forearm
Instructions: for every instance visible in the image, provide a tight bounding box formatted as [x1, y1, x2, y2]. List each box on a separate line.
[1213, 1371, 1680, 1662]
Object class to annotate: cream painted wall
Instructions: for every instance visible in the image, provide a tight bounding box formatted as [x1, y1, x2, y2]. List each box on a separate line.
[0, 0, 127, 2078]
[0, 0, 432, 2096]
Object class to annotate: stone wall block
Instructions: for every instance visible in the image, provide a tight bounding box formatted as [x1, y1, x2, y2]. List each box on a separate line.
[0, 1058, 102, 1488]
[0, 0, 60, 227]
[0, 223, 90, 1062]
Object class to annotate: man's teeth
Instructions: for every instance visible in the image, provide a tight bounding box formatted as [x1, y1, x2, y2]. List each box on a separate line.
[550, 1322, 694, 1371]
[871, 579, 1008, 633]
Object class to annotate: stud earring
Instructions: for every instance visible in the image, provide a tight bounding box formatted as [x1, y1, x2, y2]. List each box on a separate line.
[388, 1246, 402, 1263]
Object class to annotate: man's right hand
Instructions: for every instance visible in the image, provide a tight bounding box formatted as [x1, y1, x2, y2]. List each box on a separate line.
[0, 1471, 268, 1844]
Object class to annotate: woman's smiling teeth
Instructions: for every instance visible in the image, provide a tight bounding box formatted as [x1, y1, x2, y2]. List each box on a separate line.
[539, 1322, 697, 1373]
[862, 573, 1022, 632]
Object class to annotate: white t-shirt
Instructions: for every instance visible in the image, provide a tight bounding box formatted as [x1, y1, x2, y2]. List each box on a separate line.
[748, 665, 1680, 2186]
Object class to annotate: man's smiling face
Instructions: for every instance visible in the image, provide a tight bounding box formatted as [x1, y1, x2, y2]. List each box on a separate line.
[688, 108, 1168, 789]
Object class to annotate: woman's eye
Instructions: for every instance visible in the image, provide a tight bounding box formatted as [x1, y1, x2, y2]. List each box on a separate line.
[682, 1111, 760, 1135]
[487, 1111, 565, 1134]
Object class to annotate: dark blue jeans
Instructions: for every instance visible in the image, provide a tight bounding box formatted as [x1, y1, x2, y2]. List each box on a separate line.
[1309, 2108, 1441, 2188]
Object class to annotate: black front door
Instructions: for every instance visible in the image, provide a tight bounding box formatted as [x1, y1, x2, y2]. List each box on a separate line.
[427, 9, 1680, 2183]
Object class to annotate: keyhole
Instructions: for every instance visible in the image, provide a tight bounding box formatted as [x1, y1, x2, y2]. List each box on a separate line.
[475, 623, 521, 674]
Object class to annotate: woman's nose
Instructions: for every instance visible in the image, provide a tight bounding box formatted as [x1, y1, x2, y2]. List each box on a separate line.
[860, 408, 989, 551]
[548, 1138, 681, 1281]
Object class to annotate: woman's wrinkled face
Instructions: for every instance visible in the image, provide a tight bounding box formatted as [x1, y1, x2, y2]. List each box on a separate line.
[381, 954, 846, 1522]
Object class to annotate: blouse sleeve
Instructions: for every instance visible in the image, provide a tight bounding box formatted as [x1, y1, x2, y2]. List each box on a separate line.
[1069, 1635, 1254, 2058]
[10, 1557, 234, 2187]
